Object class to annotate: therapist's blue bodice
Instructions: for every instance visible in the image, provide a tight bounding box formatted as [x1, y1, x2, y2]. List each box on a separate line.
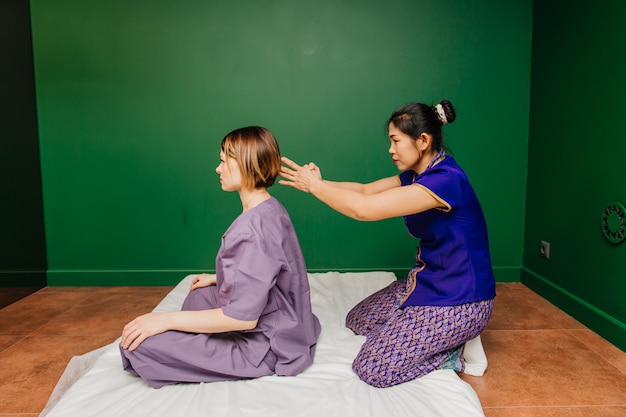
[399, 156, 496, 307]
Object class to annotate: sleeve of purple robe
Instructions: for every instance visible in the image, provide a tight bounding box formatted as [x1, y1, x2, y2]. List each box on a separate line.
[217, 220, 283, 322]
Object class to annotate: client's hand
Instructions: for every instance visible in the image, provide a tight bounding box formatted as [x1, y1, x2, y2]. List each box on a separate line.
[190, 273, 216, 290]
[279, 157, 323, 193]
[121, 312, 169, 351]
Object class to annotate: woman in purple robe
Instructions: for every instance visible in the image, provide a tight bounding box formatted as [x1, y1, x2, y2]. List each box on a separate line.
[280, 99, 496, 388]
[120, 126, 321, 388]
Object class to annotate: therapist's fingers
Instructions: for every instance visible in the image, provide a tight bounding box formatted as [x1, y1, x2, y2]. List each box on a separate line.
[279, 161, 298, 181]
[280, 157, 318, 178]
[305, 163, 321, 177]
[280, 156, 301, 170]
[279, 166, 296, 178]
[278, 178, 295, 187]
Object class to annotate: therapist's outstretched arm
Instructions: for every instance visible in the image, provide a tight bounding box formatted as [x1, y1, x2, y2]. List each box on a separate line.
[280, 157, 399, 194]
[279, 157, 441, 221]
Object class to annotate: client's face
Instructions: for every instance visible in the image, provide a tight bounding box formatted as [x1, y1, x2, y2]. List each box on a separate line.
[216, 151, 243, 192]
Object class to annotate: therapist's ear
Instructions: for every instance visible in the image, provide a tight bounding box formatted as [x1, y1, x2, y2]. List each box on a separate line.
[417, 133, 432, 151]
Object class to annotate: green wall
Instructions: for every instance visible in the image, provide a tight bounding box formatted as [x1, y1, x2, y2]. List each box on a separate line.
[29, 0, 531, 285]
[524, 0, 626, 350]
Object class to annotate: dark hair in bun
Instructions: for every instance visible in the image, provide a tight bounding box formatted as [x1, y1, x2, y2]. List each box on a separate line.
[387, 99, 455, 152]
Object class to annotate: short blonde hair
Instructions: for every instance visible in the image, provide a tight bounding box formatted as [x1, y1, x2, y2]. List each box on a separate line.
[221, 126, 281, 189]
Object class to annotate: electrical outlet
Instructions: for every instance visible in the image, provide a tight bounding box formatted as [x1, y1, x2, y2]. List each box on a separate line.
[540, 240, 550, 259]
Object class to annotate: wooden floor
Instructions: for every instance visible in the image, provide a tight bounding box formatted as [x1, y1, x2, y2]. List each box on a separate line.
[0, 282, 625, 416]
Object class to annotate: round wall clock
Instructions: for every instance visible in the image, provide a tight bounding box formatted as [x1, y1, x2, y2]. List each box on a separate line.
[601, 201, 626, 244]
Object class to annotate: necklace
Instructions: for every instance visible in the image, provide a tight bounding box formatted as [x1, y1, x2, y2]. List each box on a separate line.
[426, 149, 446, 169]
[412, 149, 447, 183]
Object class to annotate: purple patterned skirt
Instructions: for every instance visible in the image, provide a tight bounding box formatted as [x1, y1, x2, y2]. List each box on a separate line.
[345, 276, 494, 388]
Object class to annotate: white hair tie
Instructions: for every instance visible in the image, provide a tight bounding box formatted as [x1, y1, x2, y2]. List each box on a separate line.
[434, 103, 448, 125]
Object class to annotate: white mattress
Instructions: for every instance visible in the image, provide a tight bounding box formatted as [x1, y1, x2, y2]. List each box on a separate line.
[40, 271, 485, 417]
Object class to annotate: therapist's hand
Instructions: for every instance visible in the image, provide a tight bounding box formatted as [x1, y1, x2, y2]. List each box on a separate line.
[279, 157, 322, 193]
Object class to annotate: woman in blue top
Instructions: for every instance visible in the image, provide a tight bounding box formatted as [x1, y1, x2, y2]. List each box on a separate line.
[280, 99, 496, 388]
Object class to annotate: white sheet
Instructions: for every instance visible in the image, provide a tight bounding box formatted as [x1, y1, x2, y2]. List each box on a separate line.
[40, 271, 485, 417]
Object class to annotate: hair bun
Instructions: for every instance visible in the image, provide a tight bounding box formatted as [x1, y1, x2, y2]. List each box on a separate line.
[433, 103, 448, 125]
[436, 99, 456, 125]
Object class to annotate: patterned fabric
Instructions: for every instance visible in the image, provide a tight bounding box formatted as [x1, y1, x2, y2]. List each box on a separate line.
[346, 277, 494, 388]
